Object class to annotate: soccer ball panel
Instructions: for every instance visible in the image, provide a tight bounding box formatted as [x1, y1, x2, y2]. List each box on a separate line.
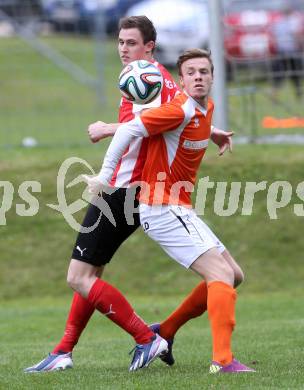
[118, 60, 163, 105]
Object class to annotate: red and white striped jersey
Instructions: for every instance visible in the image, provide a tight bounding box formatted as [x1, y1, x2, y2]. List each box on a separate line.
[110, 61, 179, 188]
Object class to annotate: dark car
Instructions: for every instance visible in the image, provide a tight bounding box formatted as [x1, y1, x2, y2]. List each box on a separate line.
[104, 0, 143, 34]
[40, 0, 143, 34]
[0, 0, 42, 19]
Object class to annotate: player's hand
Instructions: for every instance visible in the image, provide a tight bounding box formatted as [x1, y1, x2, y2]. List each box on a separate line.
[82, 174, 104, 195]
[87, 121, 111, 143]
[210, 128, 234, 156]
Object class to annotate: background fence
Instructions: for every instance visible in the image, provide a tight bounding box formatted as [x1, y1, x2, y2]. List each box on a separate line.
[1, 0, 304, 148]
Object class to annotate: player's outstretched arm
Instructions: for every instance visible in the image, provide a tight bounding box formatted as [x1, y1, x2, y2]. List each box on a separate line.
[210, 126, 234, 156]
[87, 121, 120, 143]
[84, 117, 148, 195]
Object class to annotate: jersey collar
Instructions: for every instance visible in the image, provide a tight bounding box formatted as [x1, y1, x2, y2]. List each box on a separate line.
[184, 91, 208, 116]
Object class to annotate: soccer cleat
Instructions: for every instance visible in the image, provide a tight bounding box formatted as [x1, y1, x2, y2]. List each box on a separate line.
[209, 358, 256, 374]
[129, 334, 168, 371]
[149, 323, 175, 366]
[24, 352, 73, 373]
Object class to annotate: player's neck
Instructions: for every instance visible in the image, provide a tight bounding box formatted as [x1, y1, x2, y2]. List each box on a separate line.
[144, 55, 154, 62]
[184, 90, 208, 109]
[194, 96, 208, 109]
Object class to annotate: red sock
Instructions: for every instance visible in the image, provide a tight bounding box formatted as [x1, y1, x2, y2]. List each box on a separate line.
[160, 280, 208, 340]
[53, 292, 95, 354]
[87, 279, 154, 344]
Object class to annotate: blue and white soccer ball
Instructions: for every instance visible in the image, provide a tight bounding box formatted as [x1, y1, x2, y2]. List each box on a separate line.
[118, 60, 163, 105]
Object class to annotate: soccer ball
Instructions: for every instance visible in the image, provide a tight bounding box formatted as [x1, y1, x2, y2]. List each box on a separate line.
[118, 60, 163, 105]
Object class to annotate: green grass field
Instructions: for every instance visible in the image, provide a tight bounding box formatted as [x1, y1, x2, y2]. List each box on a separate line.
[1, 294, 304, 389]
[1, 35, 304, 389]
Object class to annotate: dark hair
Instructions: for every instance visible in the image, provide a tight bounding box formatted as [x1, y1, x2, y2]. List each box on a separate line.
[119, 15, 157, 51]
[177, 49, 214, 76]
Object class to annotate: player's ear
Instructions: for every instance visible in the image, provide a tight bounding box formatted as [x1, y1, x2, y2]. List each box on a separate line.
[145, 41, 155, 54]
[180, 76, 184, 88]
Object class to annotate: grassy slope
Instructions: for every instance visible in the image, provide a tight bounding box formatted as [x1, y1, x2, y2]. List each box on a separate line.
[0, 37, 121, 146]
[1, 144, 304, 299]
[1, 36, 303, 148]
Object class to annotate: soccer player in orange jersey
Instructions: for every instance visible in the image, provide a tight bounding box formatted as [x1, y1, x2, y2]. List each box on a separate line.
[24, 17, 235, 373]
[87, 49, 255, 373]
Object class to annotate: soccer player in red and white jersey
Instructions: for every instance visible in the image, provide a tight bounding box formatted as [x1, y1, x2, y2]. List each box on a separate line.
[89, 49, 255, 373]
[24, 15, 173, 374]
[24, 17, 234, 373]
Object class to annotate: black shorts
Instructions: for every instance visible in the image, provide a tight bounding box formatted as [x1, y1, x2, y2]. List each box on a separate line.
[71, 187, 140, 266]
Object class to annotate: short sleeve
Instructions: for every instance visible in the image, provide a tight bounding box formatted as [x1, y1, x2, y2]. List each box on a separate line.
[140, 101, 185, 136]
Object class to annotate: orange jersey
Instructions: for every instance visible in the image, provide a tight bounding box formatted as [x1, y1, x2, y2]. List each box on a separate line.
[139, 92, 214, 206]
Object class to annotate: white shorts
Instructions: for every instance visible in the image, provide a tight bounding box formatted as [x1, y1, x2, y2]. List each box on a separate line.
[139, 204, 226, 269]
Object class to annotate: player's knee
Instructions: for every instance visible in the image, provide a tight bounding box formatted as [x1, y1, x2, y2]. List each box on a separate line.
[234, 268, 245, 288]
[67, 269, 96, 297]
[213, 256, 234, 286]
[222, 263, 235, 286]
[67, 269, 82, 292]
[221, 251, 244, 288]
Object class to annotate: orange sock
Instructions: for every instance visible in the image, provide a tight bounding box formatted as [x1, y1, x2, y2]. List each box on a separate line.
[207, 281, 236, 366]
[159, 280, 208, 340]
